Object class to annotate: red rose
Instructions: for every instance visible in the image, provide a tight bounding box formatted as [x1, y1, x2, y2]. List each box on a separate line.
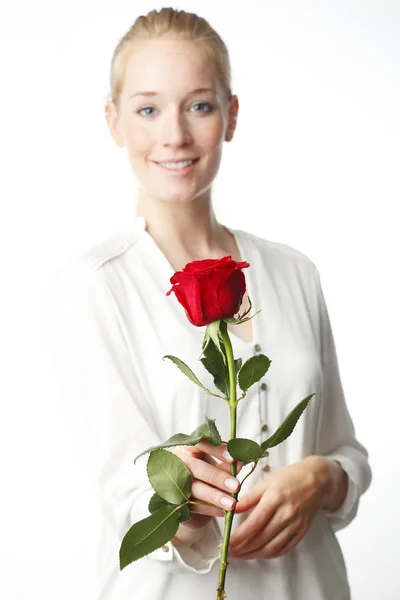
[166, 255, 250, 326]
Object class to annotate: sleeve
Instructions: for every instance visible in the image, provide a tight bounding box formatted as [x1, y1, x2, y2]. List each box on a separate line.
[312, 265, 372, 533]
[45, 260, 222, 575]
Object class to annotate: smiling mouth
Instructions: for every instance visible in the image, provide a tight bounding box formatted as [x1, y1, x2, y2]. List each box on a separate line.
[153, 158, 200, 173]
[154, 158, 199, 163]
[154, 158, 199, 166]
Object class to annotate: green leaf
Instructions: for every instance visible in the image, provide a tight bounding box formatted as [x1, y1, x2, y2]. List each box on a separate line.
[148, 493, 191, 523]
[177, 504, 191, 523]
[163, 355, 211, 392]
[201, 335, 227, 374]
[190, 417, 222, 446]
[200, 337, 229, 396]
[227, 438, 264, 465]
[147, 449, 192, 505]
[148, 492, 169, 513]
[135, 434, 199, 464]
[234, 358, 243, 374]
[201, 329, 243, 393]
[119, 505, 180, 569]
[238, 354, 271, 392]
[261, 393, 315, 450]
[213, 374, 229, 396]
[234, 358, 242, 385]
[134, 416, 222, 463]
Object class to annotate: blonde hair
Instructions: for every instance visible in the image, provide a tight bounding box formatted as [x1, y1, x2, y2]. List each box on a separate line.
[106, 7, 233, 111]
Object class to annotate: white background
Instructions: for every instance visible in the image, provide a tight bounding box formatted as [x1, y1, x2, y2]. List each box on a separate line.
[1, 1, 399, 598]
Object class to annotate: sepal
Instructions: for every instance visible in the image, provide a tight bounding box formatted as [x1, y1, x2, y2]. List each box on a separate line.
[202, 320, 226, 363]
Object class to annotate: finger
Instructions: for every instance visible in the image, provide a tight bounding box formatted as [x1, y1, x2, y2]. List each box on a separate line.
[189, 502, 225, 518]
[229, 499, 276, 549]
[230, 504, 300, 557]
[180, 513, 213, 530]
[187, 455, 241, 495]
[171, 444, 243, 473]
[190, 479, 237, 513]
[267, 529, 304, 558]
[229, 515, 285, 556]
[214, 460, 244, 475]
[187, 475, 225, 517]
[230, 499, 299, 554]
[199, 452, 244, 479]
[231, 526, 303, 560]
[169, 446, 235, 473]
[233, 482, 265, 513]
[195, 440, 237, 464]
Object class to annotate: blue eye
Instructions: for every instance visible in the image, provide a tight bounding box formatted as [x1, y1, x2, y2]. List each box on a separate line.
[137, 102, 214, 117]
[138, 106, 155, 116]
[192, 102, 214, 113]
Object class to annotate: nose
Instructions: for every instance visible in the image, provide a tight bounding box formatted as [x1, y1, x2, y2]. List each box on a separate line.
[160, 110, 193, 148]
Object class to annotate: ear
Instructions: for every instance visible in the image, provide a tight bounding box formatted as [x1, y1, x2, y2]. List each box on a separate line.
[104, 101, 125, 148]
[225, 94, 239, 142]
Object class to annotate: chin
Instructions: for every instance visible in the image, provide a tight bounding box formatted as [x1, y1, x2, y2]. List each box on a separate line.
[151, 186, 208, 205]
[156, 192, 199, 205]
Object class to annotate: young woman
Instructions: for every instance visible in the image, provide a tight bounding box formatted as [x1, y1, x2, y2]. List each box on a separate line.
[48, 7, 371, 600]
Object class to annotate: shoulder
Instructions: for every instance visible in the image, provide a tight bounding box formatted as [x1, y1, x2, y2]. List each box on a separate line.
[49, 229, 142, 283]
[46, 229, 143, 315]
[237, 228, 319, 276]
[46, 229, 144, 325]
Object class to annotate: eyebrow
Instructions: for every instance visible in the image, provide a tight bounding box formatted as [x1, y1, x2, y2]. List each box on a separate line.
[129, 87, 216, 100]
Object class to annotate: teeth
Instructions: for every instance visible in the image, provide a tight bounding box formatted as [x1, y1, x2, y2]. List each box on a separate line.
[158, 160, 195, 170]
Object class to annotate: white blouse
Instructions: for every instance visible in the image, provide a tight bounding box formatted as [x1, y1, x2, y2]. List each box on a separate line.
[46, 216, 372, 600]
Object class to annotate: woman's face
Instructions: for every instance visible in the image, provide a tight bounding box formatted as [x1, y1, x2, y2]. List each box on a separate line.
[106, 38, 238, 206]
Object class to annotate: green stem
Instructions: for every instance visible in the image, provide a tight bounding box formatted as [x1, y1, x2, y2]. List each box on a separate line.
[189, 499, 225, 510]
[216, 321, 239, 600]
[239, 461, 258, 489]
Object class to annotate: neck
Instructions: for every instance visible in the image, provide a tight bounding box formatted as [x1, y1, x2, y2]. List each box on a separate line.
[135, 192, 227, 257]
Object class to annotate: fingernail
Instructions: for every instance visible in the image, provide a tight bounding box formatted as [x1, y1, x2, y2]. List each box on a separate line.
[221, 496, 235, 509]
[225, 477, 239, 491]
[222, 449, 234, 462]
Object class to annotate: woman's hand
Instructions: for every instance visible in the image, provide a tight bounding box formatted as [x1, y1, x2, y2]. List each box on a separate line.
[228, 456, 330, 560]
[169, 441, 243, 533]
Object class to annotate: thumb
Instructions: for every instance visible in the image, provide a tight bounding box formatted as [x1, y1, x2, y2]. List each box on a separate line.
[235, 487, 262, 513]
